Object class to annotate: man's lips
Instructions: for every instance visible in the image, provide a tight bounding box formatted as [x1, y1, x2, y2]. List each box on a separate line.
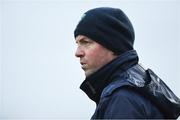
[80, 62, 85, 65]
[80, 60, 87, 65]
[80, 62, 87, 70]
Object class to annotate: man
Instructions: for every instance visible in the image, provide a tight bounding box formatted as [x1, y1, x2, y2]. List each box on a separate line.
[74, 7, 180, 119]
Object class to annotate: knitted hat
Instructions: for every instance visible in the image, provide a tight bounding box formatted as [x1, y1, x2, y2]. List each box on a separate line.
[74, 7, 135, 55]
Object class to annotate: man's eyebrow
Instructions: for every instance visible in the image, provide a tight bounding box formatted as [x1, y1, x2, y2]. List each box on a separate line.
[76, 37, 87, 43]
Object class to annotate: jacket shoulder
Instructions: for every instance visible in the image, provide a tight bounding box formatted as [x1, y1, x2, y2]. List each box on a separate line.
[96, 87, 163, 119]
[101, 64, 146, 98]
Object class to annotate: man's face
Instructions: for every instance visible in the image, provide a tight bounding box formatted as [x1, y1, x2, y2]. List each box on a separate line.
[75, 35, 117, 77]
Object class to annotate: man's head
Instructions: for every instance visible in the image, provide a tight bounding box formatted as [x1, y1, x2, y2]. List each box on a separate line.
[74, 7, 135, 76]
[74, 7, 135, 55]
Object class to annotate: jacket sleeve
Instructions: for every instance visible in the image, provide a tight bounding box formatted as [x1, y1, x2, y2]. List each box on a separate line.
[95, 88, 163, 119]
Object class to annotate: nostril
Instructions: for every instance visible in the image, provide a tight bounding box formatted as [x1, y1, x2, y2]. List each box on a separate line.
[75, 52, 83, 58]
[75, 47, 84, 57]
[75, 52, 80, 57]
[75, 51, 79, 57]
[75, 51, 82, 58]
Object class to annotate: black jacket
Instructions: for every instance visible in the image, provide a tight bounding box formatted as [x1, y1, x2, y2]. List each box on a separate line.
[80, 50, 180, 119]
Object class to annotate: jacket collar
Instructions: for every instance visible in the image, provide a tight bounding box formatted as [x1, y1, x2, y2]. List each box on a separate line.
[80, 50, 139, 104]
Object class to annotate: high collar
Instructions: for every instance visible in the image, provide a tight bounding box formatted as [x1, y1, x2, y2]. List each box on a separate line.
[80, 50, 139, 104]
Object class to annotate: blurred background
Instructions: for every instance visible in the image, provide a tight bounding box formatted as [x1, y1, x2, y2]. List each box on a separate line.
[0, 0, 179, 119]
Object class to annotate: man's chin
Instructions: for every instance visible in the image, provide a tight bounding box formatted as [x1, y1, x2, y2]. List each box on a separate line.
[84, 69, 97, 77]
[84, 70, 92, 77]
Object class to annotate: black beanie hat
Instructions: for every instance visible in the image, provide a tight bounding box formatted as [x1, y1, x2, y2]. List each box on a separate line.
[74, 7, 135, 55]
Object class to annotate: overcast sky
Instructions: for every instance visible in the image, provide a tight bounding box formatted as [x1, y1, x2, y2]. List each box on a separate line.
[0, 0, 180, 119]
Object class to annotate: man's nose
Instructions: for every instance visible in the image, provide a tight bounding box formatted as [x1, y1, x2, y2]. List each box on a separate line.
[75, 46, 84, 58]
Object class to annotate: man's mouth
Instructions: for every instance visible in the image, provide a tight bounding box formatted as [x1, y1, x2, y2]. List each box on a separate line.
[80, 62, 87, 70]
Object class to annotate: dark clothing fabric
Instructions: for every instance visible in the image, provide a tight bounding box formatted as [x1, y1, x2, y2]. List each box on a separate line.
[92, 87, 163, 119]
[80, 50, 180, 119]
